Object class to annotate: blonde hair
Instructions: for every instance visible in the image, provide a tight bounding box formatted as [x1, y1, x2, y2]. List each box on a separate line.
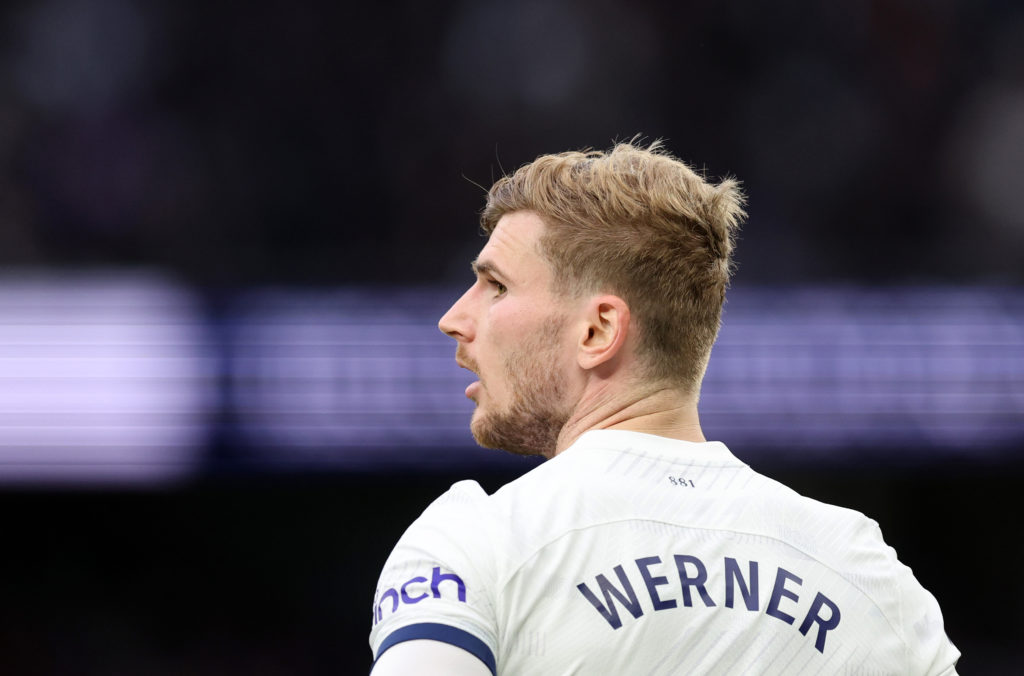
[481, 140, 746, 392]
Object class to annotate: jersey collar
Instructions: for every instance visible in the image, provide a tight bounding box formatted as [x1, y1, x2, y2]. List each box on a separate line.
[562, 429, 746, 467]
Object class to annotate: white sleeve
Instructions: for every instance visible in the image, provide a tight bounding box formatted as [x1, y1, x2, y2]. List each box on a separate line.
[369, 480, 499, 675]
[371, 639, 493, 676]
[893, 559, 960, 675]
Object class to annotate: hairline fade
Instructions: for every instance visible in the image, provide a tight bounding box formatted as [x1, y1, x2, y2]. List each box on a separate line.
[479, 139, 746, 394]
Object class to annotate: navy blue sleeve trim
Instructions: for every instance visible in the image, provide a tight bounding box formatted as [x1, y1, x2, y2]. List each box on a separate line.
[373, 622, 496, 675]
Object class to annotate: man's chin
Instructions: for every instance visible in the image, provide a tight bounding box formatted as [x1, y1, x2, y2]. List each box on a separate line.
[469, 411, 555, 458]
[469, 414, 498, 450]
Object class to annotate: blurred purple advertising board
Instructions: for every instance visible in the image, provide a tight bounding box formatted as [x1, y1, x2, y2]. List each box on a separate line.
[225, 285, 1023, 470]
[0, 272, 215, 484]
[0, 275, 1020, 483]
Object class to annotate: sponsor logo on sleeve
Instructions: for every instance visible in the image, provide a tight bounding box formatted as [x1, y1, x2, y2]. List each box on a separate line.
[373, 566, 467, 625]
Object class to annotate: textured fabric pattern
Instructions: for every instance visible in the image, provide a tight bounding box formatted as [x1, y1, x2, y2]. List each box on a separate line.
[370, 430, 959, 675]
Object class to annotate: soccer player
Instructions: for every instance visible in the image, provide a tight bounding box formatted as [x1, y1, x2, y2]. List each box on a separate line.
[369, 141, 960, 674]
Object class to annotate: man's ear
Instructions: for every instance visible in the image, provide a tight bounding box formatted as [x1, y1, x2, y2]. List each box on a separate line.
[577, 295, 630, 371]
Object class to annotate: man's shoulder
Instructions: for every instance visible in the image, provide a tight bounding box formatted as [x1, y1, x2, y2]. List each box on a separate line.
[746, 472, 897, 566]
[426, 479, 491, 512]
[389, 462, 569, 569]
[400, 479, 495, 541]
[483, 450, 594, 523]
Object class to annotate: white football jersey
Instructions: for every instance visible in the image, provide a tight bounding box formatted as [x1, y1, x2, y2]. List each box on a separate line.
[369, 430, 960, 675]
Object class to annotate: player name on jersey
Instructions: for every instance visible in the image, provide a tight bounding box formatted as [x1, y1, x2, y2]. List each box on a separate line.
[576, 554, 841, 654]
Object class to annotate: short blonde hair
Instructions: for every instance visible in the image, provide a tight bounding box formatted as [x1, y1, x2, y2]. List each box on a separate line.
[482, 140, 746, 392]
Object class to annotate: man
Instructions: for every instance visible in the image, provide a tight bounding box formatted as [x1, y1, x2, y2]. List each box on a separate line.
[369, 141, 960, 674]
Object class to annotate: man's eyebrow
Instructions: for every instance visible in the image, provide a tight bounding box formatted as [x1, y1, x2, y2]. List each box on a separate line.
[470, 259, 507, 279]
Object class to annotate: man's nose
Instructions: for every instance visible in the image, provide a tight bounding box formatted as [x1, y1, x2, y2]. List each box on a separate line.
[438, 287, 474, 341]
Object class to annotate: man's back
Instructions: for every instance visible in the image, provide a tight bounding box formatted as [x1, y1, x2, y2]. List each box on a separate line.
[370, 430, 959, 674]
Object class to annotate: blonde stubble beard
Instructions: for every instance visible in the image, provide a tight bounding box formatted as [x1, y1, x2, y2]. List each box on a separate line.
[466, 319, 573, 458]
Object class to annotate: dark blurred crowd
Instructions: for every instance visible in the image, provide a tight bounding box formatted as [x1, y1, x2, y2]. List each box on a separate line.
[1, 0, 1021, 286]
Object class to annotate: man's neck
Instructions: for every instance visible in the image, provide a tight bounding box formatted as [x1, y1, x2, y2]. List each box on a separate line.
[552, 385, 704, 457]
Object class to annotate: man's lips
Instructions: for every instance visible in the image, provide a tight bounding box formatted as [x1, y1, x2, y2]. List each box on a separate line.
[455, 350, 481, 399]
[455, 347, 480, 376]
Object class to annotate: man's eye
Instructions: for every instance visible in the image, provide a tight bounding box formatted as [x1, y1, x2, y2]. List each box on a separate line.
[490, 280, 507, 295]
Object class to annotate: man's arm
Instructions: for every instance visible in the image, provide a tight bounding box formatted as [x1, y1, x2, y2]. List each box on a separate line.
[369, 481, 498, 673]
[371, 639, 492, 676]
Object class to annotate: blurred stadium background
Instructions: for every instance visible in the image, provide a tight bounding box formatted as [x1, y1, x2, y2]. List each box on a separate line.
[0, 0, 1021, 673]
